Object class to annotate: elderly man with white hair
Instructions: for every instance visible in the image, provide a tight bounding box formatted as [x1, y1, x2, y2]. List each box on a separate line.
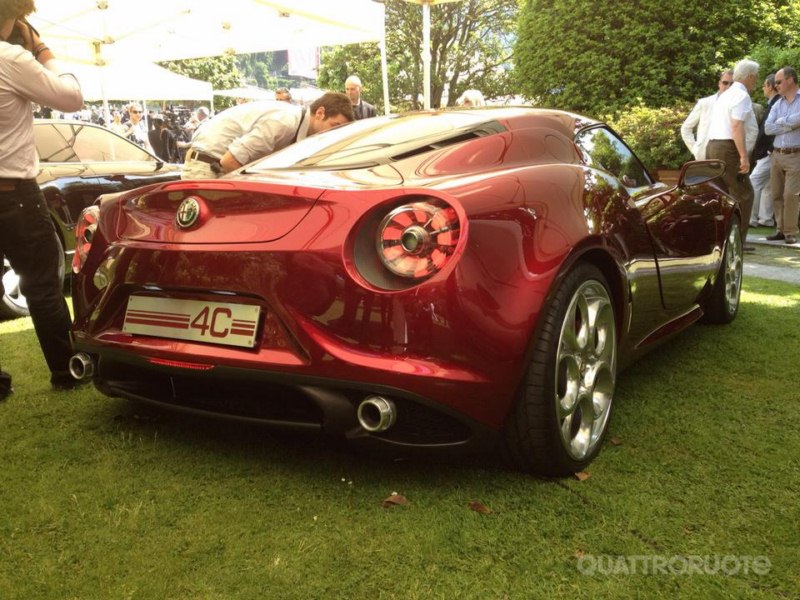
[456, 89, 485, 107]
[345, 75, 376, 120]
[706, 58, 760, 246]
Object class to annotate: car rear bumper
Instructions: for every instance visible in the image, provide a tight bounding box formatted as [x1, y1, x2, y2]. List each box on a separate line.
[74, 343, 500, 456]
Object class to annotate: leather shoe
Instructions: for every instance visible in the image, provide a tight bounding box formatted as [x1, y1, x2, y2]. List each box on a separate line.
[0, 370, 11, 401]
[786, 235, 798, 245]
[766, 231, 785, 241]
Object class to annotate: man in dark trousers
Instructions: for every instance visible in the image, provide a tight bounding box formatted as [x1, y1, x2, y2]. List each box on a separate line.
[1, 3, 84, 398]
[345, 75, 376, 120]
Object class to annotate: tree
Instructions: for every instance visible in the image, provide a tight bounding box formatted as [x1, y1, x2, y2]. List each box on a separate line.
[515, 0, 800, 117]
[160, 55, 242, 110]
[318, 0, 518, 111]
[317, 42, 384, 107]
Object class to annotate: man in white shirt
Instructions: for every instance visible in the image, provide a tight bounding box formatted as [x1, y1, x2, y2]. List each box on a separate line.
[182, 92, 354, 179]
[1, 5, 84, 396]
[681, 70, 734, 160]
[706, 59, 760, 245]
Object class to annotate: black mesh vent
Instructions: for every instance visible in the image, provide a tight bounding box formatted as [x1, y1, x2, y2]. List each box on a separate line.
[98, 360, 322, 424]
[373, 397, 471, 445]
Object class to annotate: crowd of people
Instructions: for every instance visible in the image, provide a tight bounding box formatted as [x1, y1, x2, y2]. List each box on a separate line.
[681, 59, 800, 247]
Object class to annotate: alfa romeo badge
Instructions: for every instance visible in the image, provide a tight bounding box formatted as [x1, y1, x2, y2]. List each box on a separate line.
[176, 197, 201, 229]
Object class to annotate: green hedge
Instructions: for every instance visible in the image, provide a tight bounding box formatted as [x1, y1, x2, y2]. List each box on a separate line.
[607, 103, 695, 171]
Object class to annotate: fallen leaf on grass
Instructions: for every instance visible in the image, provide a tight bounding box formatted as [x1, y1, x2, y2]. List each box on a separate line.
[468, 501, 493, 514]
[574, 471, 591, 482]
[609, 437, 623, 446]
[574, 548, 586, 559]
[382, 493, 408, 508]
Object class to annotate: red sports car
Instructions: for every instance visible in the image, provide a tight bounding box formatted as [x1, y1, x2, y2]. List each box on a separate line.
[69, 108, 743, 475]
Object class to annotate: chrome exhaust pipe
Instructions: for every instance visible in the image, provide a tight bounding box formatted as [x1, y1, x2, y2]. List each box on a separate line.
[357, 396, 397, 432]
[69, 352, 95, 381]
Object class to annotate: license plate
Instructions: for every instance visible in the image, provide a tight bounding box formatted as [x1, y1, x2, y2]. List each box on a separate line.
[123, 296, 261, 348]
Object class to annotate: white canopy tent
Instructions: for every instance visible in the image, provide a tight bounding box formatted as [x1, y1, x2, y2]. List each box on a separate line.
[65, 59, 213, 102]
[213, 86, 275, 101]
[28, 1, 386, 63]
[28, 0, 390, 114]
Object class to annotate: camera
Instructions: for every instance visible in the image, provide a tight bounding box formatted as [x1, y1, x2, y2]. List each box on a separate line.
[6, 24, 26, 47]
[5, 19, 39, 48]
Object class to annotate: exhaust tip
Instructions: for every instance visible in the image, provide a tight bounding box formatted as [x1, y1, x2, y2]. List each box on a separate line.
[69, 353, 95, 381]
[357, 395, 397, 433]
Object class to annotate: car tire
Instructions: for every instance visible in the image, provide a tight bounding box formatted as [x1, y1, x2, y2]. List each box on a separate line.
[502, 263, 617, 476]
[700, 216, 742, 325]
[1, 234, 65, 320]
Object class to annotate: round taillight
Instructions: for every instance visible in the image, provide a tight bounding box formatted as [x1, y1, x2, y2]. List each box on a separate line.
[72, 205, 100, 273]
[377, 200, 460, 279]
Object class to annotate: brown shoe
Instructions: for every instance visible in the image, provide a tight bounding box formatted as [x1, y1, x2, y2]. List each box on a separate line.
[786, 235, 798, 245]
[766, 231, 785, 241]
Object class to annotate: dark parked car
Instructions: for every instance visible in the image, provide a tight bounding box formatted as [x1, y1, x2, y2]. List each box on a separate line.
[0, 120, 181, 318]
[69, 108, 743, 475]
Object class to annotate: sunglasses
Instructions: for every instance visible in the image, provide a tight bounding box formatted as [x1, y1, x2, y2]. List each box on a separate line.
[720, 81, 733, 86]
[775, 80, 784, 85]
[130, 110, 142, 114]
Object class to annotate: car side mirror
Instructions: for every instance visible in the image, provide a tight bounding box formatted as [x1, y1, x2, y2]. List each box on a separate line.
[678, 159, 725, 187]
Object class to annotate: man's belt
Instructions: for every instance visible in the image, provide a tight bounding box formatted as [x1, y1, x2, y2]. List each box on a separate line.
[187, 149, 220, 165]
[773, 146, 800, 154]
[0, 177, 36, 190]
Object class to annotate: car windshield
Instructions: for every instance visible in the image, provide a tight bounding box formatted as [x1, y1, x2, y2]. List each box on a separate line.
[247, 112, 506, 171]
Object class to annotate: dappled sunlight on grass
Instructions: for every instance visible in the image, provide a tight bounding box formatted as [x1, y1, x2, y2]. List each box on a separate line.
[0, 315, 34, 334]
[740, 287, 800, 309]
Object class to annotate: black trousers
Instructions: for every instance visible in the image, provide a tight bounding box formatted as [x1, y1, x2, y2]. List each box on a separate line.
[0, 180, 73, 381]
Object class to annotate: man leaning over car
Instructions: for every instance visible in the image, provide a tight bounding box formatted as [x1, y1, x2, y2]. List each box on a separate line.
[1, 1, 84, 398]
[182, 92, 354, 180]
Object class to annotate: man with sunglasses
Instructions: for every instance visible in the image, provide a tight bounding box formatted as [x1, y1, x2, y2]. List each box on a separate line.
[681, 70, 734, 160]
[764, 67, 800, 245]
[1, 1, 84, 397]
[122, 103, 152, 153]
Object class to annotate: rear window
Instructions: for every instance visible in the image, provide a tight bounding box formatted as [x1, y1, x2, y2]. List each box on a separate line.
[248, 112, 506, 171]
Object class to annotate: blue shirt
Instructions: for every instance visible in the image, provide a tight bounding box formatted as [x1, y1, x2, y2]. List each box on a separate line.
[764, 93, 800, 148]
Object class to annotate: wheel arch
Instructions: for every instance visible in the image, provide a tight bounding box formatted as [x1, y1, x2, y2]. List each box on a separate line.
[507, 241, 627, 419]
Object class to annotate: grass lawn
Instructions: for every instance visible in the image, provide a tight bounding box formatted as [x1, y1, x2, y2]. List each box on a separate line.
[1, 277, 798, 599]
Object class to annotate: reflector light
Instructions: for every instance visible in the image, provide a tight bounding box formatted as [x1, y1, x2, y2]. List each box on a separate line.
[72, 206, 100, 273]
[377, 201, 460, 279]
[147, 357, 215, 371]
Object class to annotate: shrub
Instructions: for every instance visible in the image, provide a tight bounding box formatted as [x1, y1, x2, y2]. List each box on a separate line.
[607, 103, 694, 171]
